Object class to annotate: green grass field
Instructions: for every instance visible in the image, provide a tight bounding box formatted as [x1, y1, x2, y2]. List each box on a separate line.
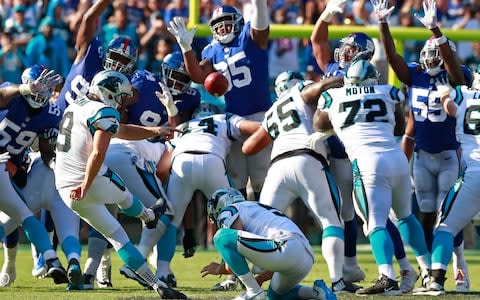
[0, 245, 479, 299]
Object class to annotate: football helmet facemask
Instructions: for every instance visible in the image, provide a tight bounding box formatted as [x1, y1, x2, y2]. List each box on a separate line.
[21, 65, 52, 109]
[88, 70, 133, 108]
[161, 51, 192, 95]
[209, 5, 244, 45]
[344, 59, 379, 86]
[274, 71, 304, 98]
[207, 188, 245, 224]
[419, 38, 456, 76]
[104, 36, 138, 75]
[334, 32, 375, 70]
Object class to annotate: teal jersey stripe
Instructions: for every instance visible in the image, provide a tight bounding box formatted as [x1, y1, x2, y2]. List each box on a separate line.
[352, 159, 368, 222]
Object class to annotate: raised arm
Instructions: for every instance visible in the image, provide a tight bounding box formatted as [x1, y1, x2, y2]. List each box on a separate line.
[415, 0, 465, 85]
[301, 77, 344, 105]
[310, 0, 347, 72]
[371, 0, 411, 85]
[249, 0, 269, 49]
[168, 17, 214, 83]
[75, 0, 111, 63]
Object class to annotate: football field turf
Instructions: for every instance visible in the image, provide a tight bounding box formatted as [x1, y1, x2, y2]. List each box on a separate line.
[0, 245, 479, 299]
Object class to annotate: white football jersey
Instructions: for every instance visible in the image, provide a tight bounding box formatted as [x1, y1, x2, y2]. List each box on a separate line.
[109, 138, 166, 163]
[318, 84, 404, 159]
[217, 201, 306, 241]
[55, 98, 120, 189]
[262, 83, 326, 159]
[172, 113, 243, 160]
[452, 86, 480, 170]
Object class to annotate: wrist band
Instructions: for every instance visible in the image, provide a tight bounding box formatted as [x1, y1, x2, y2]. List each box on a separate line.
[402, 134, 415, 142]
[18, 84, 32, 96]
[434, 35, 447, 46]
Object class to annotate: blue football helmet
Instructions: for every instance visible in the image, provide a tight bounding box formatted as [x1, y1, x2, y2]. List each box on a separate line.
[344, 59, 379, 86]
[161, 51, 191, 95]
[104, 36, 138, 75]
[88, 70, 133, 108]
[419, 38, 457, 76]
[334, 32, 375, 70]
[21, 65, 52, 109]
[207, 188, 245, 224]
[274, 71, 304, 98]
[209, 5, 244, 45]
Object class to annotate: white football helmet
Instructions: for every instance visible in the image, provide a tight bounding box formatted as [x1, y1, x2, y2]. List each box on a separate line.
[473, 65, 480, 91]
[88, 70, 133, 108]
[344, 59, 379, 86]
[274, 71, 304, 98]
[207, 188, 245, 224]
[192, 102, 223, 119]
[420, 38, 457, 76]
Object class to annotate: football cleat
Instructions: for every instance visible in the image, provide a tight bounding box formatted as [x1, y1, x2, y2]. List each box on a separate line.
[232, 289, 266, 300]
[46, 258, 68, 284]
[96, 252, 112, 288]
[412, 280, 445, 296]
[314, 279, 337, 300]
[32, 253, 47, 278]
[355, 274, 401, 296]
[332, 278, 361, 293]
[342, 264, 365, 283]
[83, 273, 95, 290]
[159, 273, 177, 288]
[119, 265, 150, 289]
[154, 284, 188, 299]
[211, 276, 239, 291]
[66, 258, 83, 290]
[399, 268, 418, 293]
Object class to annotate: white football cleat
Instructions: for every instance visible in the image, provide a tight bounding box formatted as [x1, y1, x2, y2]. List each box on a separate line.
[399, 268, 418, 293]
[96, 251, 112, 288]
[232, 289, 266, 300]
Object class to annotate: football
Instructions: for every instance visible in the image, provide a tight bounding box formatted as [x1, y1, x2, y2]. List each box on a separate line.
[204, 72, 229, 97]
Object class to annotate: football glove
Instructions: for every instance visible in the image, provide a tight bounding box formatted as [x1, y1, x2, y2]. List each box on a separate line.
[156, 82, 178, 117]
[167, 17, 197, 53]
[370, 0, 395, 24]
[415, 0, 438, 29]
[320, 0, 348, 23]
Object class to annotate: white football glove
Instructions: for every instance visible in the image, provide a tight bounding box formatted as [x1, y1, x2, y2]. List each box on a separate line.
[370, 0, 395, 24]
[415, 0, 438, 29]
[19, 69, 63, 96]
[156, 82, 178, 117]
[435, 76, 453, 99]
[320, 0, 348, 23]
[167, 17, 197, 53]
[0, 152, 11, 164]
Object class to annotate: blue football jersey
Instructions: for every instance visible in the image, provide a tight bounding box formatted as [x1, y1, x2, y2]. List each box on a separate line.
[56, 37, 104, 111]
[0, 92, 62, 164]
[201, 22, 270, 116]
[127, 70, 201, 126]
[407, 63, 472, 153]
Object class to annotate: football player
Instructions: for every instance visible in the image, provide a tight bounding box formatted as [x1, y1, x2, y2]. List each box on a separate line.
[203, 187, 337, 300]
[243, 71, 360, 293]
[0, 65, 71, 286]
[168, 0, 272, 201]
[372, 0, 472, 291]
[316, 60, 430, 296]
[54, 69, 186, 299]
[417, 66, 480, 295]
[310, 0, 418, 289]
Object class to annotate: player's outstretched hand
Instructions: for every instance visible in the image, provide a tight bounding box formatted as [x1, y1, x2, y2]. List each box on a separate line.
[370, 0, 395, 24]
[168, 17, 197, 53]
[320, 0, 348, 23]
[415, 0, 438, 29]
[30, 69, 63, 94]
[201, 262, 228, 277]
[155, 82, 178, 117]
